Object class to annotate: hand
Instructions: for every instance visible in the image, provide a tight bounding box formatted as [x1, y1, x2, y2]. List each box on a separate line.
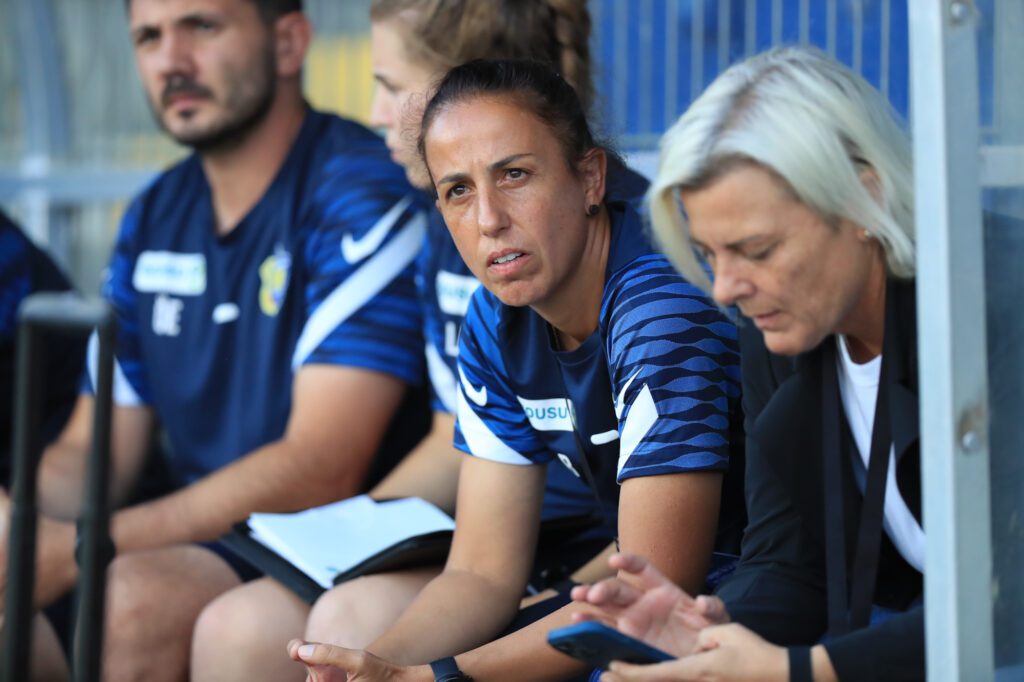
[0, 489, 78, 610]
[571, 553, 729, 657]
[287, 639, 427, 682]
[601, 624, 787, 682]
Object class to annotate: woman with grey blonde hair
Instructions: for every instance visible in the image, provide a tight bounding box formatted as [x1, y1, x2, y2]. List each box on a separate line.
[572, 47, 925, 682]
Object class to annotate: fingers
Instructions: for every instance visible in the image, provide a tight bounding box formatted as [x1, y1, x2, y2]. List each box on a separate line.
[608, 553, 680, 592]
[287, 638, 307, 661]
[694, 595, 730, 624]
[572, 577, 644, 609]
[288, 639, 361, 669]
[568, 609, 617, 629]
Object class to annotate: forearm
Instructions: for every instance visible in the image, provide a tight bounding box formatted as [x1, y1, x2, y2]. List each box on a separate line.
[368, 569, 524, 664]
[522, 542, 616, 608]
[453, 600, 589, 682]
[811, 645, 840, 682]
[37, 440, 91, 520]
[369, 412, 461, 513]
[111, 435, 367, 552]
[37, 399, 154, 520]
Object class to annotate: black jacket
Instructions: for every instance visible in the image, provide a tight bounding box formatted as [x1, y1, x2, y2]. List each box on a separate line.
[717, 278, 924, 681]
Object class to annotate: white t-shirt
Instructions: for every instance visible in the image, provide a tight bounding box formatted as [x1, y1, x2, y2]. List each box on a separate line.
[835, 336, 925, 573]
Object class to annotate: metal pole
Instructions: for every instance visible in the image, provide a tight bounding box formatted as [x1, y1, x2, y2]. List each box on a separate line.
[2, 308, 43, 682]
[909, 1, 995, 680]
[1, 293, 117, 682]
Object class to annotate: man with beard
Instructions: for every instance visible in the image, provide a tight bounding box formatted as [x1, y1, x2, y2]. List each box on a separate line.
[0, 0, 428, 679]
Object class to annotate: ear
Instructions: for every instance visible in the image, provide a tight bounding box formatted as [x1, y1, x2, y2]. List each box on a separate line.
[858, 166, 884, 207]
[274, 13, 312, 79]
[577, 147, 608, 210]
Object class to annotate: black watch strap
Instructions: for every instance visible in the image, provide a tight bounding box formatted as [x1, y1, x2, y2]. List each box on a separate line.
[429, 656, 472, 681]
[788, 646, 813, 682]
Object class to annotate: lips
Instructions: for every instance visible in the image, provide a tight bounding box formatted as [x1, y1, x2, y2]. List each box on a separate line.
[492, 252, 522, 265]
[161, 78, 213, 109]
[486, 248, 529, 275]
[750, 311, 782, 329]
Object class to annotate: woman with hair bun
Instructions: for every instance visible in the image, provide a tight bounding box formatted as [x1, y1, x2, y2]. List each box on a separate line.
[571, 46, 925, 682]
[191, 3, 653, 680]
[285, 59, 742, 682]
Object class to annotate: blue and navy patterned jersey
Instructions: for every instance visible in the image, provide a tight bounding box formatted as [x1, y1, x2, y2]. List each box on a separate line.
[453, 201, 741, 525]
[85, 109, 427, 484]
[1, 211, 84, 481]
[419, 161, 652, 521]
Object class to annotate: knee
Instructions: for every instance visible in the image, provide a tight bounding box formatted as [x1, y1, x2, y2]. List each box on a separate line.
[306, 575, 395, 647]
[104, 546, 238, 647]
[103, 553, 167, 643]
[193, 586, 272, 651]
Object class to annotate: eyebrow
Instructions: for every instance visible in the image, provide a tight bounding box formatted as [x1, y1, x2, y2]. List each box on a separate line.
[692, 233, 773, 253]
[436, 153, 535, 187]
[131, 12, 220, 39]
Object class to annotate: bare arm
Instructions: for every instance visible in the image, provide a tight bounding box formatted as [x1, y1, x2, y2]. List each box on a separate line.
[108, 364, 408, 552]
[369, 411, 461, 513]
[367, 455, 546, 664]
[38, 394, 156, 520]
[445, 471, 724, 682]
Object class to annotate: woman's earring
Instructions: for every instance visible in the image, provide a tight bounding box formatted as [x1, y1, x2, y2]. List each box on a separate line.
[861, 228, 873, 241]
[586, 204, 600, 217]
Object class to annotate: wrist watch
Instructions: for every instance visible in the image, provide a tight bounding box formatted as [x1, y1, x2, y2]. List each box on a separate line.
[429, 656, 473, 681]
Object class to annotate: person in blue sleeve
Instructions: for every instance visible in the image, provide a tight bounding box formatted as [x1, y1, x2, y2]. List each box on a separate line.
[0, 213, 87, 681]
[0, 211, 85, 487]
[0, 1, 429, 679]
[190, 4, 655, 680]
[287, 59, 743, 682]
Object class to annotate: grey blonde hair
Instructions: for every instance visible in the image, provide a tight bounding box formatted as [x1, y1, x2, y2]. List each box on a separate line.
[649, 46, 914, 293]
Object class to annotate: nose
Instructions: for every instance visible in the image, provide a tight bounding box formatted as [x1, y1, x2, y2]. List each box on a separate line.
[476, 185, 509, 237]
[153, 30, 195, 80]
[368, 87, 392, 129]
[710, 256, 753, 307]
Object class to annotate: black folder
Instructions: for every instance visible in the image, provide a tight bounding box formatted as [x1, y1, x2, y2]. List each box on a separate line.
[220, 498, 602, 604]
[220, 519, 453, 604]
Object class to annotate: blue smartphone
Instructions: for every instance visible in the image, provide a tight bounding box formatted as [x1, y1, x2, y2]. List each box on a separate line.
[547, 622, 673, 669]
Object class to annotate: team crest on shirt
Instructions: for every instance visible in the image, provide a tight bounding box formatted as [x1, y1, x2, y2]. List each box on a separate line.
[258, 246, 291, 317]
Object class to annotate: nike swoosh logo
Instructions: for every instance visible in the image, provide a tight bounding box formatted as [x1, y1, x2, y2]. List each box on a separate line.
[458, 365, 487, 407]
[616, 369, 642, 419]
[211, 302, 240, 324]
[341, 194, 414, 263]
[590, 429, 620, 445]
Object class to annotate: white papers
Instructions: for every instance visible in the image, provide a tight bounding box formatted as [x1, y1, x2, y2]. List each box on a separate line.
[247, 495, 455, 588]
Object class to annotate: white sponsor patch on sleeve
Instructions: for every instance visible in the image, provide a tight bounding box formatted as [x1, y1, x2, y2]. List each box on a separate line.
[515, 396, 574, 432]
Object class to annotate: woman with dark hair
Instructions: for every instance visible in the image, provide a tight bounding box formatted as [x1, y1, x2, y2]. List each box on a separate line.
[286, 59, 743, 682]
[191, 3, 651, 680]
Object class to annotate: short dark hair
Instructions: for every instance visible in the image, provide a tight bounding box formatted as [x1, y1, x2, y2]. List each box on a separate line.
[419, 59, 599, 178]
[125, 0, 302, 24]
